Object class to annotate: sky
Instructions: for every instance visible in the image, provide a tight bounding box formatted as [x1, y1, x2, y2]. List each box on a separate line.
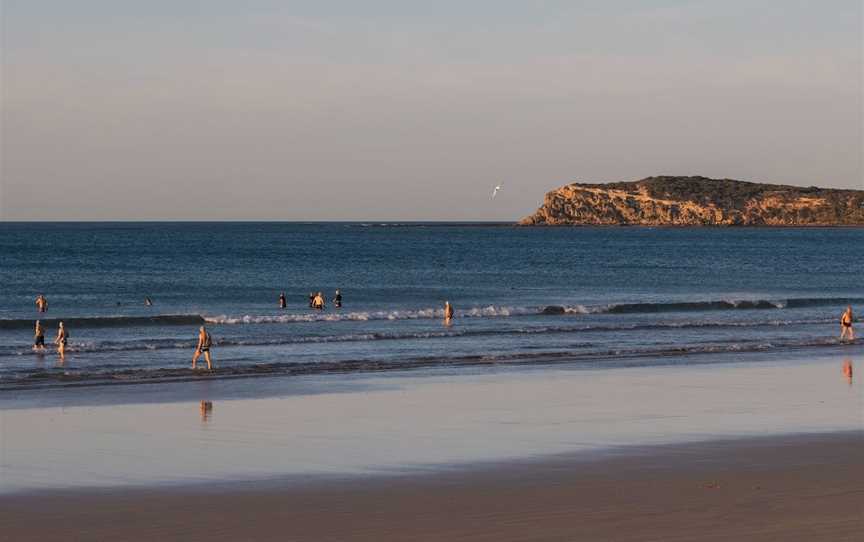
[1, 0, 861, 220]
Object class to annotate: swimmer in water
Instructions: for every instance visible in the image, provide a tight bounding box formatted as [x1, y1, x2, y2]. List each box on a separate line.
[444, 301, 454, 324]
[54, 321, 67, 361]
[33, 320, 46, 351]
[192, 326, 213, 370]
[333, 289, 342, 308]
[312, 292, 325, 310]
[840, 306, 855, 342]
[279, 292, 287, 309]
[35, 294, 48, 313]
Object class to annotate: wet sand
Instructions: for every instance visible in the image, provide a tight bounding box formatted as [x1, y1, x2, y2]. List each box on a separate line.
[1, 432, 861, 541]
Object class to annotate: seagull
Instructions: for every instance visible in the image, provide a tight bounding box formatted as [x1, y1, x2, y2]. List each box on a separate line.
[492, 183, 503, 199]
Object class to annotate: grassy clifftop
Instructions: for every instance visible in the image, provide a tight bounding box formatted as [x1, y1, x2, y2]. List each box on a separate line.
[519, 176, 864, 226]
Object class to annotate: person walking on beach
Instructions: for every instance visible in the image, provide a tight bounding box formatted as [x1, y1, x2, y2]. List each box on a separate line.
[279, 292, 287, 309]
[35, 294, 48, 313]
[444, 301, 454, 324]
[333, 289, 342, 309]
[192, 326, 213, 370]
[54, 321, 68, 361]
[33, 320, 46, 351]
[840, 306, 855, 342]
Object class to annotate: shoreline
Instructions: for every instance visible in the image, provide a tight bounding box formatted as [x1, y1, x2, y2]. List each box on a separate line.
[4, 340, 861, 393]
[2, 431, 861, 541]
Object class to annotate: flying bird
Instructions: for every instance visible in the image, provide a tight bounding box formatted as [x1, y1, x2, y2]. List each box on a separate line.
[492, 183, 503, 199]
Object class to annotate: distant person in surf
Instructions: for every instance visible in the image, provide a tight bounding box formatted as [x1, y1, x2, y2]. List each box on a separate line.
[54, 321, 68, 361]
[192, 326, 213, 370]
[144, 297, 153, 307]
[333, 289, 342, 308]
[312, 292, 325, 310]
[840, 306, 855, 342]
[842, 359, 853, 385]
[278, 292, 287, 309]
[35, 294, 48, 313]
[444, 301, 454, 324]
[33, 320, 46, 351]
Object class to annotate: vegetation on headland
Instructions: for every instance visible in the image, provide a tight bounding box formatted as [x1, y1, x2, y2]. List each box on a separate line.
[519, 176, 864, 226]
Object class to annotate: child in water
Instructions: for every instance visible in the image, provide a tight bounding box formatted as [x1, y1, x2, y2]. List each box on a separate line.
[840, 306, 855, 342]
[54, 322, 68, 361]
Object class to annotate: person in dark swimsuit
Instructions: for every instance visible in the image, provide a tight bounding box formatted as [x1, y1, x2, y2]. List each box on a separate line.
[840, 306, 855, 341]
[145, 297, 153, 306]
[54, 321, 67, 361]
[333, 290, 342, 308]
[279, 292, 287, 309]
[309, 292, 315, 308]
[33, 320, 46, 351]
[192, 326, 213, 370]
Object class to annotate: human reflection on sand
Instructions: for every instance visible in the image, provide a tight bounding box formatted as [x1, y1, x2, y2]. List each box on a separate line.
[200, 401, 213, 422]
[2, 353, 862, 493]
[842, 359, 853, 386]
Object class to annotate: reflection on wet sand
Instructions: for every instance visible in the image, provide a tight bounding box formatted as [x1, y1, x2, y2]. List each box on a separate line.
[1, 354, 861, 493]
[842, 359, 853, 386]
[200, 401, 213, 422]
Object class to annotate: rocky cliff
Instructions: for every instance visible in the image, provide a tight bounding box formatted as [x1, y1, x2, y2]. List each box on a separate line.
[519, 176, 864, 226]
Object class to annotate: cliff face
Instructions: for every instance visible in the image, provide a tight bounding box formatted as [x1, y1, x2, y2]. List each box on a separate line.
[519, 176, 864, 226]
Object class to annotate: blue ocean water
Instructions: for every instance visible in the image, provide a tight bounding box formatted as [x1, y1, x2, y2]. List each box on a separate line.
[0, 223, 862, 388]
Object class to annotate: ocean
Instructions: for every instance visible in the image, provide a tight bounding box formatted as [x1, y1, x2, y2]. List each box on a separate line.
[1, 223, 862, 389]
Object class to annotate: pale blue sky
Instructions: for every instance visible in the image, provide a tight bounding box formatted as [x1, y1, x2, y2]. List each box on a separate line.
[1, 1, 861, 220]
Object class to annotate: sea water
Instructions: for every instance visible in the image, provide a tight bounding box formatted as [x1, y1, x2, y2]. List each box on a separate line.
[0, 223, 862, 387]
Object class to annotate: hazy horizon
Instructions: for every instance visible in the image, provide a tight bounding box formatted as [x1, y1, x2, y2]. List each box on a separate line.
[1, 1, 861, 221]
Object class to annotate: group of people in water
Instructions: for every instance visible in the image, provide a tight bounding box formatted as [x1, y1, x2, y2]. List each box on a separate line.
[31, 319, 68, 361]
[26, 293, 856, 370]
[277, 290, 344, 310]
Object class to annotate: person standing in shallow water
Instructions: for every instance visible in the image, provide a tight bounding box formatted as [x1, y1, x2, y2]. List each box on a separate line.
[33, 320, 46, 351]
[444, 301, 454, 324]
[278, 292, 287, 309]
[840, 306, 855, 342]
[192, 326, 213, 370]
[54, 321, 67, 361]
[333, 289, 342, 309]
[35, 294, 48, 313]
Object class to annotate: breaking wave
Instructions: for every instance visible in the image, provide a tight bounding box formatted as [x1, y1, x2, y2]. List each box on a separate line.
[0, 297, 855, 331]
[207, 297, 862, 324]
[0, 317, 836, 357]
